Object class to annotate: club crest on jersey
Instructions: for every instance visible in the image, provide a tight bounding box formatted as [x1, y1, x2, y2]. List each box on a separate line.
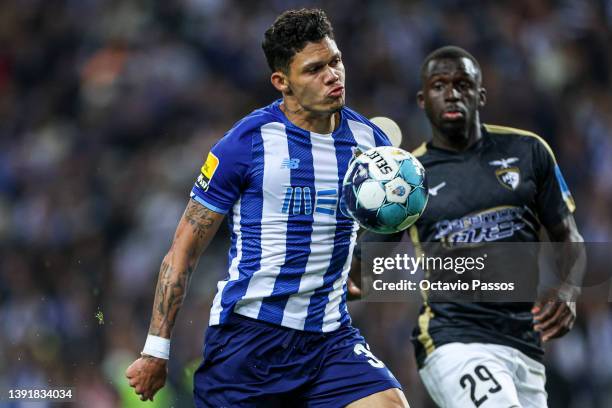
[489, 157, 520, 190]
[196, 152, 219, 191]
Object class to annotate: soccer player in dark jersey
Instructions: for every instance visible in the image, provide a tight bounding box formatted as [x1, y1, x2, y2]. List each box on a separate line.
[125, 8, 409, 407]
[355, 46, 585, 407]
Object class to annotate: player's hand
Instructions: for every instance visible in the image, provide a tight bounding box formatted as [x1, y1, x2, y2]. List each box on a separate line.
[347, 277, 362, 301]
[125, 354, 168, 401]
[532, 287, 577, 342]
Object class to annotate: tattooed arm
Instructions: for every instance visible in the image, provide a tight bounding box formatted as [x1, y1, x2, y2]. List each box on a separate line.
[126, 198, 225, 401]
[148, 198, 224, 338]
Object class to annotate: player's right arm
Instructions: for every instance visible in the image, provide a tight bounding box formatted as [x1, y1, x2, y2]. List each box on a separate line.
[125, 119, 254, 400]
[125, 199, 225, 401]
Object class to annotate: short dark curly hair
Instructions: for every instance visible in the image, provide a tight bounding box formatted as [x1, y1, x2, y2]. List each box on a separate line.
[262, 8, 334, 73]
[420, 45, 481, 83]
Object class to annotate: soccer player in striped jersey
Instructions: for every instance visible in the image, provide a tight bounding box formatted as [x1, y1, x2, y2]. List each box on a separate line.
[125, 8, 409, 407]
[356, 46, 585, 408]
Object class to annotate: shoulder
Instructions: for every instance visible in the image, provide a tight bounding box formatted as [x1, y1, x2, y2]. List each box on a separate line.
[342, 106, 378, 129]
[217, 105, 282, 148]
[342, 106, 391, 146]
[484, 123, 556, 159]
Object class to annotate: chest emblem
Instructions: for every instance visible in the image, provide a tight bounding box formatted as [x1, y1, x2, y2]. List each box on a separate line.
[489, 157, 520, 190]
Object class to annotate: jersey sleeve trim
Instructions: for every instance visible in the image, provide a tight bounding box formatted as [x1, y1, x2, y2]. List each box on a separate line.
[190, 191, 228, 214]
[484, 124, 557, 162]
[554, 164, 576, 213]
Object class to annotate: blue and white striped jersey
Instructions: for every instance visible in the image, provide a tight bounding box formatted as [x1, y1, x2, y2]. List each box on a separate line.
[190, 99, 390, 333]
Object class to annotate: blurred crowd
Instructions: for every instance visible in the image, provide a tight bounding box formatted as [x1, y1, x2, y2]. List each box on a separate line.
[1, 0, 611, 407]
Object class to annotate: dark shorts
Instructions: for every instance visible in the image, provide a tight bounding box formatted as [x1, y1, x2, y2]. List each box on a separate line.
[194, 314, 401, 407]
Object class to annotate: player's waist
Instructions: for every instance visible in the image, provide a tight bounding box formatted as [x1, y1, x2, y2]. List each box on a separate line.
[225, 253, 351, 284]
[412, 302, 543, 366]
[426, 301, 535, 319]
[412, 326, 544, 368]
[219, 312, 347, 334]
[210, 305, 350, 334]
[239, 217, 356, 229]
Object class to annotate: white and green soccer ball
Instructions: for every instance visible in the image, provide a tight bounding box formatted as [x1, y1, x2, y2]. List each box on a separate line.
[341, 146, 428, 234]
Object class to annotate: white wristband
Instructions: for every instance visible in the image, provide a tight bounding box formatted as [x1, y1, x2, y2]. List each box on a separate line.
[142, 335, 170, 360]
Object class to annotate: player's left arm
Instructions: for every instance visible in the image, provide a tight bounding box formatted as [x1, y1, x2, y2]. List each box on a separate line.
[347, 256, 363, 300]
[348, 230, 404, 300]
[530, 136, 586, 341]
[533, 214, 586, 341]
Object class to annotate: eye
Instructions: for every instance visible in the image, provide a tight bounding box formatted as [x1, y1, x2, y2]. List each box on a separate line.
[458, 80, 471, 90]
[432, 81, 444, 91]
[330, 56, 341, 67]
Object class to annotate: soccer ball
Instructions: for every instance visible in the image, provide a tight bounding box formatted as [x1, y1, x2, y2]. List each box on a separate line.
[341, 146, 428, 234]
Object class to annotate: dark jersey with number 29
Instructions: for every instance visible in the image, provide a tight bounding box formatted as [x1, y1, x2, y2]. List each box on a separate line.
[395, 124, 575, 367]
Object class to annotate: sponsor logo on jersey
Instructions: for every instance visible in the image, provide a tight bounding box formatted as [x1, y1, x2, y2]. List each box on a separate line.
[434, 206, 526, 244]
[489, 157, 520, 190]
[281, 187, 338, 216]
[196, 152, 219, 191]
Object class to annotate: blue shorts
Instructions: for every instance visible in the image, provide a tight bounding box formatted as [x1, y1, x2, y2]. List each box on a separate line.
[194, 314, 401, 407]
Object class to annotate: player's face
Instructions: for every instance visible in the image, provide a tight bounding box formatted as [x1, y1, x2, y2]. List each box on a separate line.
[284, 37, 345, 114]
[418, 57, 486, 135]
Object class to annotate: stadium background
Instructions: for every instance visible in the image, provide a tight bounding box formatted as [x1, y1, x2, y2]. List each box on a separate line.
[0, 0, 611, 407]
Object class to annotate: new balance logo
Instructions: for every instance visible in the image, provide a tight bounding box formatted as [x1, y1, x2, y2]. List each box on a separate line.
[281, 158, 300, 169]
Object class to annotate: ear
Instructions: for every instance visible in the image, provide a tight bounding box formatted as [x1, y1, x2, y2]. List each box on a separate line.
[271, 71, 291, 94]
[478, 87, 487, 108]
[417, 90, 425, 109]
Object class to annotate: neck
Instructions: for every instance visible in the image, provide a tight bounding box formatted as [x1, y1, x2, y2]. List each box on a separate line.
[280, 97, 338, 134]
[431, 116, 482, 152]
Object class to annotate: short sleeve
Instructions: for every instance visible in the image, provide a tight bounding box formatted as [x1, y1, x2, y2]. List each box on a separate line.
[190, 127, 253, 214]
[533, 138, 575, 229]
[370, 122, 392, 148]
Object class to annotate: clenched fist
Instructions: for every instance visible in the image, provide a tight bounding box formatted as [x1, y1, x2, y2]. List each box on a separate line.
[125, 355, 168, 401]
